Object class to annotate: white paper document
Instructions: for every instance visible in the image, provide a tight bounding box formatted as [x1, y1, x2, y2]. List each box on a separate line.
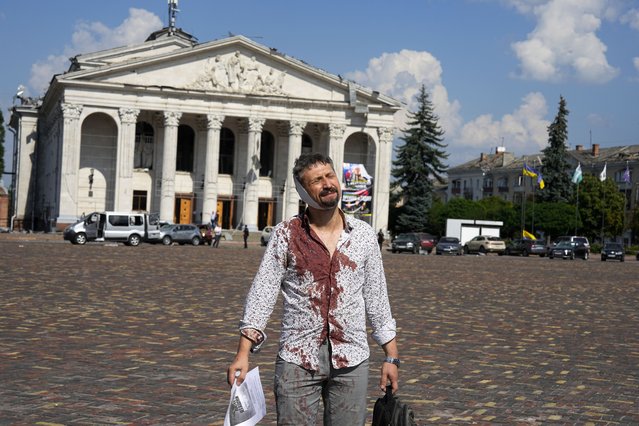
[224, 367, 266, 426]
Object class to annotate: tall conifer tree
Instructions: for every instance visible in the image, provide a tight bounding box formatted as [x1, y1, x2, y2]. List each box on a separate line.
[540, 96, 572, 203]
[391, 85, 448, 233]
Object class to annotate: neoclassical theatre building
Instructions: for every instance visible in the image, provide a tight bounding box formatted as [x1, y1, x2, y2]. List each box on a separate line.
[9, 27, 401, 232]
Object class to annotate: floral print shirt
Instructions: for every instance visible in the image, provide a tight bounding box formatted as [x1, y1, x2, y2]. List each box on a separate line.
[239, 211, 396, 371]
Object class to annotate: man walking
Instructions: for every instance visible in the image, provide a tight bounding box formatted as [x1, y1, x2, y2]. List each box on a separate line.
[243, 225, 249, 249]
[213, 224, 222, 248]
[227, 153, 399, 425]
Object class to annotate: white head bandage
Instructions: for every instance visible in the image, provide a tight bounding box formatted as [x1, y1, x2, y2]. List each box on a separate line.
[293, 175, 334, 211]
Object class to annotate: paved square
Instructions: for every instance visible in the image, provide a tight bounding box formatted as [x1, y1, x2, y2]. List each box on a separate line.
[1, 236, 638, 424]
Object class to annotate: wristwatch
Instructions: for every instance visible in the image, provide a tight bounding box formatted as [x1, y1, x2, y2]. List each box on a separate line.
[384, 356, 401, 368]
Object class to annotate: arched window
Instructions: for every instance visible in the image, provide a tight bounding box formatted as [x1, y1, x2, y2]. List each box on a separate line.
[259, 131, 274, 177]
[302, 133, 313, 154]
[219, 127, 235, 175]
[176, 125, 195, 172]
[134, 122, 154, 169]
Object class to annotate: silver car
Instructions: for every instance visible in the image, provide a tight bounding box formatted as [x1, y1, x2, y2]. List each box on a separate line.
[435, 237, 463, 255]
[463, 235, 506, 255]
[160, 224, 202, 246]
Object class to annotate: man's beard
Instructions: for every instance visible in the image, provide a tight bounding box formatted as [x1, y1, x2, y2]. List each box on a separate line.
[319, 188, 339, 208]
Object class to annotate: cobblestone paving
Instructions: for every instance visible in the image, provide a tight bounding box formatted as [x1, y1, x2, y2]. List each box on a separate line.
[1, 235, 638, 425]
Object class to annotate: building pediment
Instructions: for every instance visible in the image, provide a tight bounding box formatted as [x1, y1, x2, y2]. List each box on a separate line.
[58, 35, 402, 109]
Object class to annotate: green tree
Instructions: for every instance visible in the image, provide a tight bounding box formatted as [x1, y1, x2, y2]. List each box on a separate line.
[391, 85, 448, 234]
[576, 174, 625, 242]
[533, 201, 579, 240]
[540, 96, 572, 203]
[629, 207, 639, 245]
[426, 199, 447, 236]
[478, 196, 519, 238]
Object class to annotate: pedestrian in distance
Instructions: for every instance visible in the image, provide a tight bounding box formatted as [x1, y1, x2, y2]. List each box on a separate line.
[213, 224, 222, 248]
[227, 152, 399, 425]
[243, 225, 249, 249]
[378, 229, 385, 251]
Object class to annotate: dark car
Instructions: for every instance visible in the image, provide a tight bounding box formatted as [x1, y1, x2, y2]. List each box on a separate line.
[601, 243, 625, 262]
[549, 236, 590, 260]
[415, 233, 436, 254]
[435, 236, 463, 255]
[391, 233, 421, 254]
[198, 224, 214, 246]
[160, 224, 202, 246]
[548, 240, 589, 260]
[505, 238, 546, 257]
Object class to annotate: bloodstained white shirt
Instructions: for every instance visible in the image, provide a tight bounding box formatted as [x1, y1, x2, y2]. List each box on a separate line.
[239, 211, 396, 371]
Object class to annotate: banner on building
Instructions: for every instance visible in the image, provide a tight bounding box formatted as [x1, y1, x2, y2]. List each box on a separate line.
[342, 163, 373, 217]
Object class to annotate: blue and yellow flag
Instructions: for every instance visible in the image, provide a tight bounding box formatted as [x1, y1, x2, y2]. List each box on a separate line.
[522, 230, 536, 240]
[523, 163, 545, 189]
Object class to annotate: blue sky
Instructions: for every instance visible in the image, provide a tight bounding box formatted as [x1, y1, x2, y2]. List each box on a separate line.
[2, 0, 638, 187]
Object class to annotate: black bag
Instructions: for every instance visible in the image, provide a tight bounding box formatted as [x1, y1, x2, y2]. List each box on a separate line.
[372, 385, 416, 426]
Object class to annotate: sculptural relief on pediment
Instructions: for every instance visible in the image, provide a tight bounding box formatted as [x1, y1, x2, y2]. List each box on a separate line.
[189, 51, 287, 95]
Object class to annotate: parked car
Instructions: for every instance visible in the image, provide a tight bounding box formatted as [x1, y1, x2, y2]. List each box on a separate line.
[463, 235, 506, 255]
[415, 233, 437, 253]
[160, 224, 202, 246]
[548, 236, 590, 260]
[63, 211, 162, 246]
[435, 236, 463, 255]
[504, 238, 546, 257]
[260, 226, 273, 246]
[198, 224, 214, 246]
[548, 240, 589, 260]
[391, 233, 421, 254]
[601, 243, 625, 262]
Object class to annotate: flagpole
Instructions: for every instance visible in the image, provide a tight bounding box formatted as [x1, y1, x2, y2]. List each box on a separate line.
[600, 183, 606, 243]
[572, 163, 582, 235]
[574, 182, 579, 235]
[624, 161, 629, 245]
[531, 178, 536, 234]
[520, 180, 526, 238]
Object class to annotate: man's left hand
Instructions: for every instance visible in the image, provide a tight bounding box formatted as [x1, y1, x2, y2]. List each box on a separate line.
[379, 362, 398, 393]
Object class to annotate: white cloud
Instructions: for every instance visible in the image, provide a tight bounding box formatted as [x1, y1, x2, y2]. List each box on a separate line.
[29, 8, 162, 94]
[509, 0, 619, 83]
[346, 50, 550, 166]
[454, 92, 549, 163]
[634, 57, 639, 72]
[586, 112, 609, 128]
[344, 49, 462, 139]
[620, 8, 639, 30]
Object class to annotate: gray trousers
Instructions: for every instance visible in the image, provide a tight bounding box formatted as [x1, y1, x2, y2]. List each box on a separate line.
[273, 341, 369, 426]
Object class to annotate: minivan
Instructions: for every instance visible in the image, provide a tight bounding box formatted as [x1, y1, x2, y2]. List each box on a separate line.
[63, 211, 161, 246]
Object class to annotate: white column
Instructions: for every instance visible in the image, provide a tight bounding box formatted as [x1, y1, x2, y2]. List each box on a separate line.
[375, 127, 394, 232]
[202, 114, 224, 224]
[115, 108, 140, 212]
[159, 111, 182, 222]
[58, 103, 83, 222]
[284, 121, 306, 219]
[328, 123, 346, 187]
[242, 117, 265, 231]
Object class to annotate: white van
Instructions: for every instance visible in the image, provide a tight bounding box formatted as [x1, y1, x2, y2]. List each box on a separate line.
[63, 211, 162, 246]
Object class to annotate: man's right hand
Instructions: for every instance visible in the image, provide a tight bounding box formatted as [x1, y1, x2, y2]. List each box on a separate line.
[227, 355, 249, 386]
[227, 335, 253, 386]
